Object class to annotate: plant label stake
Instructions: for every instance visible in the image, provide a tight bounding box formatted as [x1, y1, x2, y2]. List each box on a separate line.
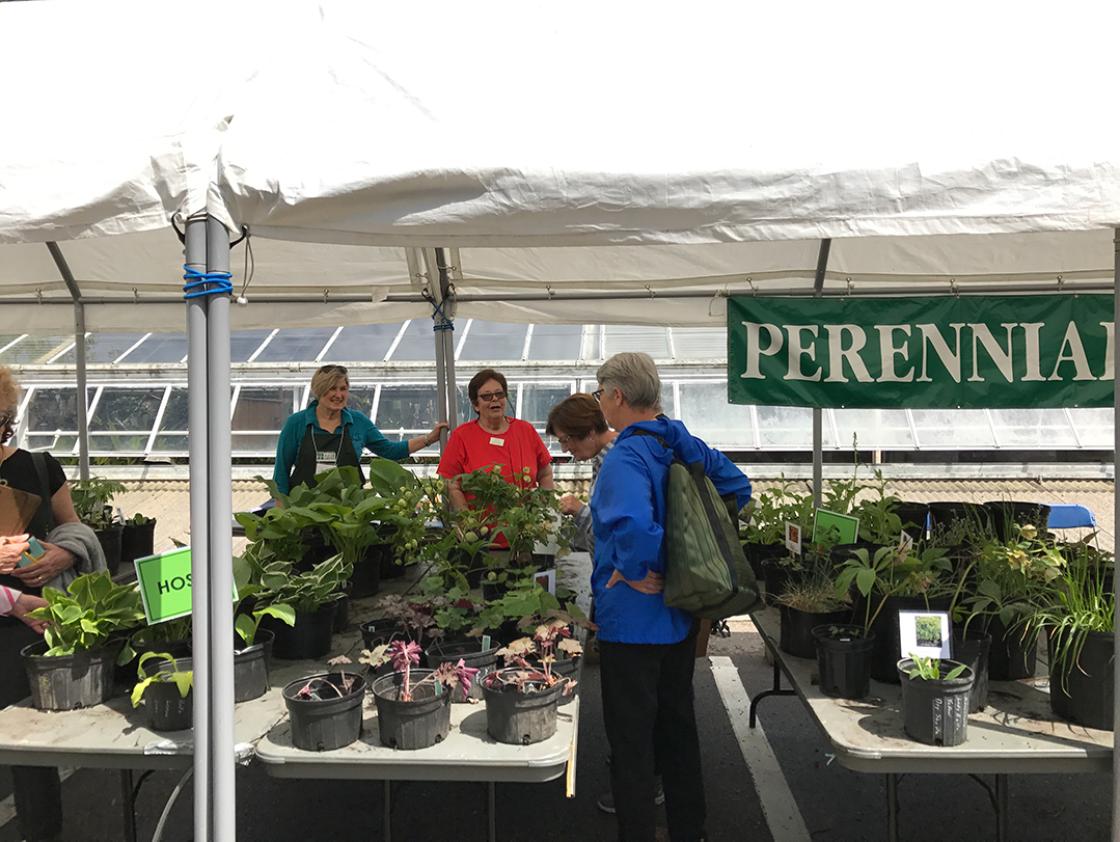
[784, 522, 802, 555]
[812, 509, 859, 545]
[896, 531, 914, 560]
[135, 547, 238, 625]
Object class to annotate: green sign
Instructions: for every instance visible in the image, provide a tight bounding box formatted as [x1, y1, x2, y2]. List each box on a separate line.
[812, 509, 859, 545]
[727, 294, 1114, 408]
[134, 547, 237, 625]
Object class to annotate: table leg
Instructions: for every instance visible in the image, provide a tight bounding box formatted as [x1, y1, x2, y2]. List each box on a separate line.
[885, 773, 899, 842]
[488, 782, 496, 842]
[748, 656, 796, 728]
[995, 774, 1008, 842]
[120, 769, 137, 842]
[383, 780, 392, 842]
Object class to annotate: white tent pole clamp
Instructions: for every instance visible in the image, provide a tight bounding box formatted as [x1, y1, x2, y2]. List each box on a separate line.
[46, 241, 90, 482]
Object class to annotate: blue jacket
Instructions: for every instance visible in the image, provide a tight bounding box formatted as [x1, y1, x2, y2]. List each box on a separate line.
[590, 417, 752, 644]
[272, 401, 409, 495]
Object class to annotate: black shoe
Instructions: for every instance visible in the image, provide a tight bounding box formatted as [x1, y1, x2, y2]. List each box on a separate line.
[596, 780, 666, 814]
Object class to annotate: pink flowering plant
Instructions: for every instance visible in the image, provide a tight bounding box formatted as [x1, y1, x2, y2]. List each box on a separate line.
[362, 639, 479, 702]
[294, 655, 364, 701]
[485, 618, 582, 695]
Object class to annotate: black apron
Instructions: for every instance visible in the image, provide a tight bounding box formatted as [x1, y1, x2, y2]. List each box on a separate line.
[288, 422, 363, 491]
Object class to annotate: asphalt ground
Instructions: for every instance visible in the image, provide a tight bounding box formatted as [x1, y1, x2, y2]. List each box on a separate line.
[0, 626, 1111, 841]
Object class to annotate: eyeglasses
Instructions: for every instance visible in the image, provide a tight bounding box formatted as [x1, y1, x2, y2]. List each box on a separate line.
[0, 413, 13, 428]
[592, 389, 605, 403]
[555, 432, 589, 446]
[477, 391, 507, 402]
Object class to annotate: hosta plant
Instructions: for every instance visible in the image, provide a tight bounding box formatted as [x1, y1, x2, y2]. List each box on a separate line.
[130, 651, 193, 708]
[28, 571, 145, 661]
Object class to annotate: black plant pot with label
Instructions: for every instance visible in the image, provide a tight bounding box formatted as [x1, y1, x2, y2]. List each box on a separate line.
[898, 658, 973, 746]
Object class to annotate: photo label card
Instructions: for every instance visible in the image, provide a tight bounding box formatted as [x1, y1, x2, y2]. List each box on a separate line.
[784, 522, 802, 555]
[898, 609, 952, 661]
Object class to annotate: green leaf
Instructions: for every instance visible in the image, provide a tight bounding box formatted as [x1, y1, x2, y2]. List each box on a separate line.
[131, 676, 156, 708]
[855, 568, 876, 598]
[234, 614, 256, 646]
[172, 671, 193, 698]
[256, 603, 296, 628]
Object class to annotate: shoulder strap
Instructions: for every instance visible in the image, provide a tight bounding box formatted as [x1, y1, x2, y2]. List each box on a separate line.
[30, 452, 56, 532]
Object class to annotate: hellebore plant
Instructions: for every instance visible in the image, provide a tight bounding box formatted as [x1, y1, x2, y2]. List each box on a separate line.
[361, 639, 479, 702]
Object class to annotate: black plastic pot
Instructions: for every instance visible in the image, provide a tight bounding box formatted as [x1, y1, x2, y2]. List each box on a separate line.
[760, 556, 795, 605]
[22, 639, 122, 711]
[95, 523, 124, 575]
[424, 638, 501, 701]
[283, 672, 366, 751]
[951, 630, 992, 712]
[987, 615, 1038, 681]
[360, 617, 407, 650]
[867, 595, 953, 684]
[140, 657, 193, 732]
[1048, 629, 1114, 731]
[741, 542, 787, 580]
[895, 502, 930, 541]
[482, 670, 566, 745]
[779, 605, 851, 659]
[265, 601, 338, 660]
[349, 545, 383, 598]
[553, 655, 581, 707]
[984, 501, 1051, 543]
[372, 670, 452, 749]
[898, 658, 974, 746]
[121, 520, 156, 566]
[332, 593, 350, 634]
[131, 627, 192, 660]
[234, 630, 273, 703]
[813, 625, 876, 700]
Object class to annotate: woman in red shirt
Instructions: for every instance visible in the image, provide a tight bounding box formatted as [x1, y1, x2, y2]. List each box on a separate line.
[438, 368, 554, 511]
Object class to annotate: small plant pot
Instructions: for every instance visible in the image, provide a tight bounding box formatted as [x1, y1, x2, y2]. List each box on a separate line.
[898, 658, 973, 746]
[266, 601, 338, 660]
[813, 624, 876, 700]
[1048, 629, 1114, 731]
[95, 523, 125, 575]
[482, 670, 566, 745]
[22, 639, 122, 711]
[778, 605, 851, 659]
[983, 501, 1050, 543]
[952, 630, 992, 712]
[121, 520, 156, 566]
[987, 616, 1038, 681]
[360, 617, 408, 650]
[282, 672, 366, 751]
[332, 593, 351, 634]
[350, 547, 383, 598]
[140, 657, 193, 732]
[553, 655, 581, 707]
[741, 542, 787, 580]
[234, 630, 273, 703]
[371, 670, 452, 750]
[424, 638, 502, 702]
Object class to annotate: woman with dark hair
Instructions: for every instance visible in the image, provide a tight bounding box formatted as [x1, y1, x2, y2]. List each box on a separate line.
[438, 368, 554, 511]
[545, 393, 616, 552]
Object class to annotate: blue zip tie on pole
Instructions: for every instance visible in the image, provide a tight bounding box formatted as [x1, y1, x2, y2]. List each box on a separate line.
[429, 297, 455, 331]
[182, 265, 233, 300]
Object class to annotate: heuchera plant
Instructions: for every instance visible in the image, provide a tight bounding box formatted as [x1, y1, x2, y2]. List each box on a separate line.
[361, 639, 479, 702]
[487, 618, 582, 694]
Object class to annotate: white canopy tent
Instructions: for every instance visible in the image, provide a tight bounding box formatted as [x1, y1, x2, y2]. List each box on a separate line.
[2, 2, 1119, 840]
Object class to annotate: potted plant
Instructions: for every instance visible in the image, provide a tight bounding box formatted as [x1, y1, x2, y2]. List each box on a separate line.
[481, 619, 581, 745]
[281, 658, 368, 752]
[366, 640, 479, 750]
[897, 655, 973, 746]
[248, 554, 351, 660]
[130, 651, 193, 731]
[812, 622, 877, 700]
[70, 477, 127, 574]
[23, 571, 146, 710]
[361, 593, 442, 656]
[120, 512, 157, 566]
[775, 551, 851, 659]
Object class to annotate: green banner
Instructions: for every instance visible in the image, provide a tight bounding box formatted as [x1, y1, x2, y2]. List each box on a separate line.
[727, 295, 1114, 409]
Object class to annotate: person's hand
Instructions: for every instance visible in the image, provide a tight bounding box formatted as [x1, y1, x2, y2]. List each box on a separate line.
[0, 534, 30, 574]
[10, 541, 75, 589]
[426, 422, 450, 446]
[559, 494, 584, 517]
[9, 593, 48, 634]
[606, 568, 664, 595]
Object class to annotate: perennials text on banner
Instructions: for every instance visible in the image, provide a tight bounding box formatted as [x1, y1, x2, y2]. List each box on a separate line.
[727, 295, 1114, 409]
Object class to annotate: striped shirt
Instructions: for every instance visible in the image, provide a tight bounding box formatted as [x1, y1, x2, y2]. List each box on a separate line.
[0, 584, 21, 616]
[572, 436, 615, 553]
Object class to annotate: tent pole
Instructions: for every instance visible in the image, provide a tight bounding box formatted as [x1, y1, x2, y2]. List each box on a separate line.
[184, 214, 212, 841]
[811, 239, 831, 507]
[431, 252, 450, 439]
[46, 242, 89, 481]
[1112, 225, 1119, 842]
[205, 215, 236, 841]
[436, 248, 459, 431]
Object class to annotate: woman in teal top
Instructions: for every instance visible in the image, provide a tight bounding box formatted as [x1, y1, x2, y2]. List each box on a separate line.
[272, 364, 447, 497]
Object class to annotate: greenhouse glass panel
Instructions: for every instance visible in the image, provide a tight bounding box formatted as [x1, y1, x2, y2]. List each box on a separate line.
[678, 382, 753, 447]
[344, 386, 376, 416]
[660, 383, 675, 416]
[911, 410, 994, 448]
[230, 330, 272, 363]
[671, 328, 726, 360]
[90, 387, 164, 432]
[0, 335, 71, 364]
[459, 322, 528, 361]
[388, 320, 436, 362]
[833, 409, 915, 449]
[604, 326, 671, 358]
[157, 388, 189, 434]
[756, 406, 836, 448]
[120, 333, 188, 363]
[54, 333, 147, 364]
[24, 387, 85, 432]
[989, 409, 1078, 449]
[376, 384, 438, 431]
[232, 387, 300, 431]
[232, 433, 281, 453]
[26, 434, 76, 452]
[527, 324, 582, 360]
[151, 434, 189, 453]
[253, 328, 336, 363]
[331, 324, 402, 362]
[519, 383, 573, 428]
[1069, 408, 1113, 448]
[0, 335, 21, 352]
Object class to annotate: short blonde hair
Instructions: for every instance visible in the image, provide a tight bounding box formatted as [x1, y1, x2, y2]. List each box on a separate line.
[310, 364, 349, 401]
[596, 352, 661, 411]
[0, 366, 19, 414]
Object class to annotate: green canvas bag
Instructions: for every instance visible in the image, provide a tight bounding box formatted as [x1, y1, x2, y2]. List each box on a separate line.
[632, 431, 760, 620]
